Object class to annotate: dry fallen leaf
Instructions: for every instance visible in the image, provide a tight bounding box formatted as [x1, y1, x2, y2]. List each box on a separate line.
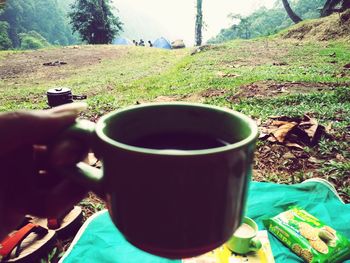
[259, 132, 269, 139]
[336, 154, 345, 161]
[271, 122, 298, 143]
[336, 73, 346, 78]
[217, 71, 225, 77]
[269, 115, 300, 123]
[300, 116, 319, 142]
[271, 120, 293, 126]
[283, 152, 296, 159]
[325, 122, 333, 134]
[285, 142, 304, 150]
[259, 115, 324, 146]
[308, 157, 321, 164]
[255, 118, 262, 126]
[267, 136, 278, 143]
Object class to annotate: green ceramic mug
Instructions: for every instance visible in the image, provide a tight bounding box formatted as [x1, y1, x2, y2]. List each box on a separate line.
[226, 217, 262, 255]
[52, 102, 258, 259]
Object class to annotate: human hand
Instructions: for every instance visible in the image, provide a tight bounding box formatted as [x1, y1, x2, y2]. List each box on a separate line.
[0, 103, 89, 239]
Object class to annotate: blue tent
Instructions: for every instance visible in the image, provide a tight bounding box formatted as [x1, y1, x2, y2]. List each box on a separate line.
[113, 37, 133, 45]
[153, 37, 172, 49]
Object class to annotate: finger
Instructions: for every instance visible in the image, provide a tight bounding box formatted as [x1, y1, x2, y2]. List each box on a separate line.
[0, 107, 83, 154]
[48, 102, 87, 114]
[33, 145, 49, 170]
[18, 179, 88, 218]
[49, 138, 89, 167]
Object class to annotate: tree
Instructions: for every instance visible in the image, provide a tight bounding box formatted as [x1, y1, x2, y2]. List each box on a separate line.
[195, 0, 203, 46]
[320, 0, 350, 17]
[282, 0, 350, 22]
[0, 0, 77, 48]
[209, 0, 348, 44]
[208, 0, 322, 44]
[294, 0, 325, 19]
[0, 1, 5, 10]
[69, 0, 123, 44]
[0, 21, 12, 49]
[19, 31, 50, 50]
[282, 0, 303, 23]
[228, 14, 254, 39]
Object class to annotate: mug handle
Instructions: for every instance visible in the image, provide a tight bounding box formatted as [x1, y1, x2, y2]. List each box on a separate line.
[51, 119, 104, 193]
[249, 237, 262, 252]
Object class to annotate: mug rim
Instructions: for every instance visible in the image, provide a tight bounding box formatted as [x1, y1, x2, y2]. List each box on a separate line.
[95, 102, 259, 156]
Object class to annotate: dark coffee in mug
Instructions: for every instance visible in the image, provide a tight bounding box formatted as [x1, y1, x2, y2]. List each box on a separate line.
[128, 132, 230, 150]
[55, 103, 258, 259]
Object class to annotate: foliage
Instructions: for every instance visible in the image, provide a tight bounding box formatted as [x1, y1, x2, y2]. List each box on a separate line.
[19, 30, 50, 50]
[281, 0, 349, 23]
[319, 160, 350, 180]
[0, 21, 12, 49]
[293, 0, 326, 19]
[0, 0, 77, 49]
[282, 0, 303, 23]
[208, 0, 327, 44]
[68, 0, 123, 44]
[0, 2, 5, 11]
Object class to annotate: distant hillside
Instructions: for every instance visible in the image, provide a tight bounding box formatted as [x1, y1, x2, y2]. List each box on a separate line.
[207, 0, 326, 44]
[281, 9, 350, 41]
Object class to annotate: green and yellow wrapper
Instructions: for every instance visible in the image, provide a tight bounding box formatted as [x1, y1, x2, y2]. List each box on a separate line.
[264, 207, 350, 263]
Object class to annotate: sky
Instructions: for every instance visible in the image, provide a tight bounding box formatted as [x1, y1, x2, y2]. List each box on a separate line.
[113, 0, 276, 46]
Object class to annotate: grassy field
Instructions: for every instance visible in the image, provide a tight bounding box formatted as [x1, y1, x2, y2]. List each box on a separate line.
[1, 37, 349, 262]
[1, 38, 349, 194]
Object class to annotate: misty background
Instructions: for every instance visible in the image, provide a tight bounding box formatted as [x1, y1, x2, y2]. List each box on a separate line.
[114, 0, 275, 46]
[0, 0, 329, 50]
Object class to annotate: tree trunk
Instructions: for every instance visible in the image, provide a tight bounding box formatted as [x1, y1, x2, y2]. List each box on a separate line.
[195, 0, 203, 46]
[321, 0, 342, 17]
[282, 0, 302, 24]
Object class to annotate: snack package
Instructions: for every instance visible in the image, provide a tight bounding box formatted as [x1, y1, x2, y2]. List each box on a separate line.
[263, 207, 350, 263]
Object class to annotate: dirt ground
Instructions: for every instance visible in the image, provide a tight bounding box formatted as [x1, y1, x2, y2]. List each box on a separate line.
[0, 45, 126, 81]
[283, 9, 350, 41]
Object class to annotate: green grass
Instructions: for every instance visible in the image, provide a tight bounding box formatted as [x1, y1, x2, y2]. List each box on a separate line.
[0, 47, 189, 112]
[206, 87, 350, 124]
[2, 33, 350, 263]
[206, 85, 349, 189]
[0, 37, 349, 199]
[320, 160, 350, 181]
[1, 39, 349, 113]
[0, 49, 27, 60]
[318, 137, 350, 158]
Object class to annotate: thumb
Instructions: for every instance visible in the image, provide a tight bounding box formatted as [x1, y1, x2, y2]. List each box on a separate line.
[0, 103, 87, 154]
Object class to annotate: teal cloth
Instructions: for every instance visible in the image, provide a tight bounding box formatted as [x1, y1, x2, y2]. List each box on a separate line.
[247, 181, 350, 262]
[61, 181, 350, 263]
[61, 210, 178, 263]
